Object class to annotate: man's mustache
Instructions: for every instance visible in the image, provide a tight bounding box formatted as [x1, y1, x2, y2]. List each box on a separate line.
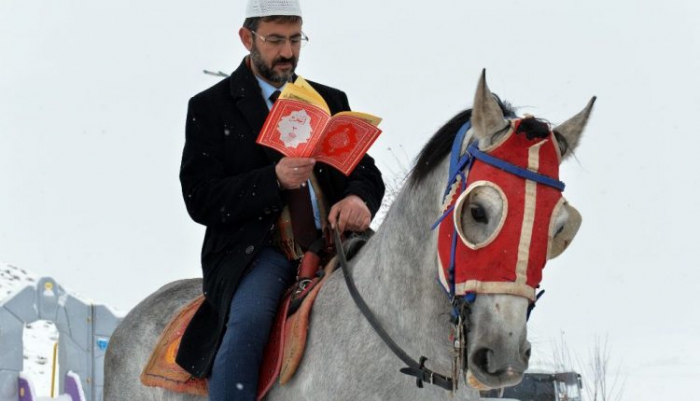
[273, 57, 296, 67]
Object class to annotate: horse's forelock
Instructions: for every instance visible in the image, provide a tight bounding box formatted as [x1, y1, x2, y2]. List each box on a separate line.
[515, 117, 550, 140]
[513, 117, 571, 157]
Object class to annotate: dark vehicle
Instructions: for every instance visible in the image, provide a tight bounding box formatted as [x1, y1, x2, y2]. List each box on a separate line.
[481, 371, 583, 401]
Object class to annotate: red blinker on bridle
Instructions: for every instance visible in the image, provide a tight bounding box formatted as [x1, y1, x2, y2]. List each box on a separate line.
[333, 118, 567, 393]
[433, 119, 565, 307]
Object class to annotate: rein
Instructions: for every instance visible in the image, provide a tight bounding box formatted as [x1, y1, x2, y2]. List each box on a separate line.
[333, 228, 460, 392]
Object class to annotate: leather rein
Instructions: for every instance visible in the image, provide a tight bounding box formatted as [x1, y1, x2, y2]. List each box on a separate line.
[332, 228, 468, 393]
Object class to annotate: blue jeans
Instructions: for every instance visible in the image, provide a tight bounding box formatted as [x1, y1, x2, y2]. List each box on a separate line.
[208, 247, 296, 401]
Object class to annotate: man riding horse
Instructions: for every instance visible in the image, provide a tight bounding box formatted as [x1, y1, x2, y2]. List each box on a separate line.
[176, 0, 385, 399]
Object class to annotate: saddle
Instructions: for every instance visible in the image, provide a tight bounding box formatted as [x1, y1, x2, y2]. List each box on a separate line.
[140, 246, 346, 400]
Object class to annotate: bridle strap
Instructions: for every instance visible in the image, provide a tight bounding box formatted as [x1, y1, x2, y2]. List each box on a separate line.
[466, 141, 565, 191]
[333, 228, 456, 391]
[446, 121, 473, 194]
[446, 121, 566, 194]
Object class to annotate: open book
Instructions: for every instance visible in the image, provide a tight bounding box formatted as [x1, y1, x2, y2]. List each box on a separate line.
[256, 77, 382, 176]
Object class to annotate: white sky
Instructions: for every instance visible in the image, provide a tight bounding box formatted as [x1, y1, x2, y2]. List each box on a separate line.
[1, 0, 699, 399]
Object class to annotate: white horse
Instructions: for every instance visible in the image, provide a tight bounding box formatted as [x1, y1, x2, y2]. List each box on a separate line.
[104, 71, 594, 401]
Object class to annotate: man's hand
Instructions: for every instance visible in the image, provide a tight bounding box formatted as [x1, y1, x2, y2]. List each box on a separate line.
[328, 195, 371, 233]
[275, 157, 315, 189]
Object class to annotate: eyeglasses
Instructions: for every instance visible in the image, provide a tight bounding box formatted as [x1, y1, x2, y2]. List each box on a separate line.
[250, 30, 309, 47]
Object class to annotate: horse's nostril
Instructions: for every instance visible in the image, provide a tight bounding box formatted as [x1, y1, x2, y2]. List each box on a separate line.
[473, 348, 493, 371]
[524, 347, 532, 359]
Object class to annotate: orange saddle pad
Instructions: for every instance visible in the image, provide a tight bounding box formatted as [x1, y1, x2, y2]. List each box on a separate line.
[140, 295, 209, 396]
[140, 259, 336, 400]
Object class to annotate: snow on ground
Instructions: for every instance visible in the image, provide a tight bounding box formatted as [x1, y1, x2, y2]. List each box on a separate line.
[1, 262, 36, 299]
[23, 320, 59, 397]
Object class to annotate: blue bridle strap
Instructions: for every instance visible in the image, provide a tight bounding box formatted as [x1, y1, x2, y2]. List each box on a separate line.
[466, 141, 565, 192]
[434, 122, 473, 299]
[445, 122, 473, 197]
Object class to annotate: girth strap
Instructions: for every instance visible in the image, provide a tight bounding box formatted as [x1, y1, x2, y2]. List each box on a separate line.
[333, 228, 455, 392]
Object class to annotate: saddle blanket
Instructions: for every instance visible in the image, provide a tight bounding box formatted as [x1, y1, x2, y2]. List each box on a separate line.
[140, 258, 336, 400]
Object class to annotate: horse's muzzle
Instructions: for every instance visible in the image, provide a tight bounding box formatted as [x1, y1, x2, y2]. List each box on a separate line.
[467, 344, 529, 389]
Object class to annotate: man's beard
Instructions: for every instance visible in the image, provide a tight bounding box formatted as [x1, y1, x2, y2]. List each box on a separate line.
[251, 45, 297, 84]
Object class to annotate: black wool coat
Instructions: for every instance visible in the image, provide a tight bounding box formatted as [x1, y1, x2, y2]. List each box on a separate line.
[175, 58, 385, 377]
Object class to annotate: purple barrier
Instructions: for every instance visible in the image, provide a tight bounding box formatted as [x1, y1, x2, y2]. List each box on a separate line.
[17, 375, 33, 401]
[16, 372, 85, 401]
[63, 372, 85, 401]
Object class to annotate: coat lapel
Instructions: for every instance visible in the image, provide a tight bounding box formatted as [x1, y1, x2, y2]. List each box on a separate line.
[229, 58, 284, 164]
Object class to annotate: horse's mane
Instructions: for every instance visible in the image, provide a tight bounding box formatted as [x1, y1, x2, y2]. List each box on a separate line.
[408, 95, 516, 187]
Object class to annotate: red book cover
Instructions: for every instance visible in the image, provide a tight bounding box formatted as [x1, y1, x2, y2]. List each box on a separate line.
[256, 99, 382, 176]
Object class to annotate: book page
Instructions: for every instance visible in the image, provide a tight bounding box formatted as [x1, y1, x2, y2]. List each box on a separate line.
[334, 111, 382, 127]
[311, 115, 382, 176]
[293, 76, 330, 112]
[279, 84, 331, 114]
[256, 99, 331, 158]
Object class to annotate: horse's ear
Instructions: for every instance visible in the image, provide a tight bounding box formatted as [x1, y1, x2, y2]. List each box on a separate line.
[553, 97, 596, 159]
[472, 69, 508, 146]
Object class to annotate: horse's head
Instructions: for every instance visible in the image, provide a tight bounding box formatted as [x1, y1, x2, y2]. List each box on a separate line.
[422, 71, 595, 390]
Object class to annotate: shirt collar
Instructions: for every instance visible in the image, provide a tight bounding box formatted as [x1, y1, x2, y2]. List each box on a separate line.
[255, 75, 287, 110]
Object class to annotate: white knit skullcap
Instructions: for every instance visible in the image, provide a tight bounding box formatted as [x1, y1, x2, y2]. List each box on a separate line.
[245, 0, 302, 18]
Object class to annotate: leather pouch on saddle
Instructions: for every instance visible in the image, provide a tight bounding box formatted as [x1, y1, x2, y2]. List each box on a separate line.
[288, 233, 335, 315]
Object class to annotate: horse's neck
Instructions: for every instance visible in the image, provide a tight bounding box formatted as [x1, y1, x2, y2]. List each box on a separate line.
[348, 162, 455, 365]
[359, 173, 443, 283]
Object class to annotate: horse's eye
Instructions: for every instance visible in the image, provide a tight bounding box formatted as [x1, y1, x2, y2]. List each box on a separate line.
[547, 200, 582, 260]
[454, 183, 506, 249]
[555, 224, 565, 236]
[470, 204, 488, 224]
